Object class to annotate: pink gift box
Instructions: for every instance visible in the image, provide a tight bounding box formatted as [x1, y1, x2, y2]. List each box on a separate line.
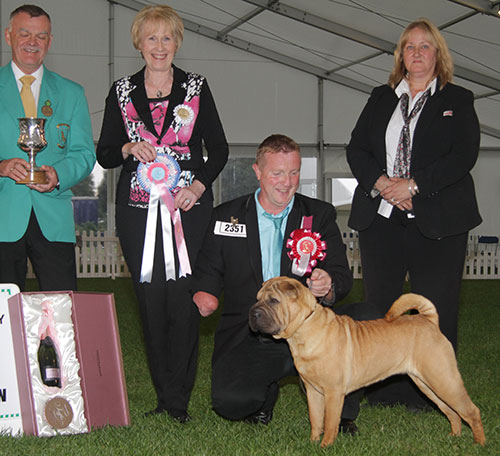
[8, 291, 130, 435]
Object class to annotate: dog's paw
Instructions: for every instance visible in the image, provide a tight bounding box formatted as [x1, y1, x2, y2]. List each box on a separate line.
[310, 432, 321, 442]
[320, 438, 335, 448]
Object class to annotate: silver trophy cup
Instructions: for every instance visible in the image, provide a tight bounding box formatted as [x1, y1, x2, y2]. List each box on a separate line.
[17, 117, 48, 185]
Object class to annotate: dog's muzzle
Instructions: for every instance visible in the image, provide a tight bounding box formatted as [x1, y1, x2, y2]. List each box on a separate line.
[249, 302, 280, 335]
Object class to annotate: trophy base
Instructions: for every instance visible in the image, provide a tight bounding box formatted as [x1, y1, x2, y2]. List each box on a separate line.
[16, 170, 47, 185]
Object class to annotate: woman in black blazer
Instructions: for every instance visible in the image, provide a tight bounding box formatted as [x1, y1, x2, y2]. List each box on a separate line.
[97, 5, 228, 422]
[347, 18, 481, 410]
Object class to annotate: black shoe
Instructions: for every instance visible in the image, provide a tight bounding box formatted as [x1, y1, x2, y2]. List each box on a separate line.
[168, 410, 192, 423]
[339, 419, 358, 436]
[244, 409, 273, 425]
[144, 407, 167, 417]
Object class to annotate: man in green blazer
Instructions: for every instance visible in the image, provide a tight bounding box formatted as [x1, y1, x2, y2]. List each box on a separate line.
[0, 5, 95, 291]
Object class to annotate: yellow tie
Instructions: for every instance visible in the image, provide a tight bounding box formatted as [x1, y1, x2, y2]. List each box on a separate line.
[20, 75, 37, 117]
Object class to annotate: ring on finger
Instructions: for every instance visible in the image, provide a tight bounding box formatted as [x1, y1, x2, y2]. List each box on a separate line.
[185, 199, 191, 204]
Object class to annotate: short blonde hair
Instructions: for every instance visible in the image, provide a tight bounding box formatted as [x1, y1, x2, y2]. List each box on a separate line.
[131, 5, 184, 51]
[388, 18, 453, 90]
[255, 134, 300, 167]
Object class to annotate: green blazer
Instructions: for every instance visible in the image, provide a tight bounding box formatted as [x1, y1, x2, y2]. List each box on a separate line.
[0, 63, 95, 242]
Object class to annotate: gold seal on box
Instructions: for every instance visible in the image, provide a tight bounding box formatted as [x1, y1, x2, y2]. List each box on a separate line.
[44, 397, 73, 429]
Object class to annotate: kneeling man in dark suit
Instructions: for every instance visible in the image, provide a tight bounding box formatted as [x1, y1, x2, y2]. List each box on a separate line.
[193, 134, 374, 434]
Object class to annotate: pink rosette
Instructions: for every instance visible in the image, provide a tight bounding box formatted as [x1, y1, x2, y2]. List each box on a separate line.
[286, 229, 327, 277]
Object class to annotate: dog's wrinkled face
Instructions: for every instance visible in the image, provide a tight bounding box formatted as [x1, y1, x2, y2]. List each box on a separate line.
[249, 277, 316, 339]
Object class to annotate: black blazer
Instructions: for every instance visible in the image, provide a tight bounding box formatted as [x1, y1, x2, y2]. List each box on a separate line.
[193, 193, 353, 362]
[347, 82, 482, 239]
[97, 65, 229, 206]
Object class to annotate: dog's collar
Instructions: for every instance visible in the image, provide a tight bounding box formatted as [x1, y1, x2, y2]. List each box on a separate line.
[302, 306, 318, 324]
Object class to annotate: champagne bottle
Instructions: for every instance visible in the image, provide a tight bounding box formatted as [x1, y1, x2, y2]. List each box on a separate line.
[37, 336, 61, 388]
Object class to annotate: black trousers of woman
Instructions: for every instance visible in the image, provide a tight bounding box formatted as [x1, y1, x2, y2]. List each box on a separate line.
[117, 202, 211, 415]
[358, 211, 468, 408]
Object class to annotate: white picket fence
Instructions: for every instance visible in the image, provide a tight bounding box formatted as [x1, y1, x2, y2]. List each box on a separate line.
[74, 231, 130, 278]
[463, 234, 499, 279]
[26, 231, 129, 279]
[344, 232, 499, 280]
[27, 231, 498, 280]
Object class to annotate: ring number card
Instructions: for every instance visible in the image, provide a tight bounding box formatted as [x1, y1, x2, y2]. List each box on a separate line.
[214, 221, 247, 238]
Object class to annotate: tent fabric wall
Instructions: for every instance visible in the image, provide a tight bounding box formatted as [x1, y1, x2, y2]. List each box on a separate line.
[0, 0, 498, 235]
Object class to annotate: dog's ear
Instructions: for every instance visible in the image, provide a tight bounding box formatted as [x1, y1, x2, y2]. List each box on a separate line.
[275, 278, 315, 339]
[258, 277, 305, 303]
[259, 277, 283, 298]
[283, 278, 317, 311]
[277, 277, 303, 300]
[280, 280, 298, 295]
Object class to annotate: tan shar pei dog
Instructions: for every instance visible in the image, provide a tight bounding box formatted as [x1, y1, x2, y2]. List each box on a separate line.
[249, 276, 485, 447]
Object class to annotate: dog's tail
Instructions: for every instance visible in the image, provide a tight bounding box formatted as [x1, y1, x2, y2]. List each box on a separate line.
[384, 293, 439, 326]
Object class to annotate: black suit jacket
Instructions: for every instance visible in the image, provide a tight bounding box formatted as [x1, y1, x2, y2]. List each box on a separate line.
[193, 193, 353, 362]
[347, 82, 481, 239]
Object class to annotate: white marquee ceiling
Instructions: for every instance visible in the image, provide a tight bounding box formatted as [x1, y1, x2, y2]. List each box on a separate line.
[111, 0, 500, 139]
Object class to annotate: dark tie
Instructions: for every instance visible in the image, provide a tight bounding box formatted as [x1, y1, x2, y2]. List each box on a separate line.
[264, 213, 286, 278]
[393, 89, 430, 178]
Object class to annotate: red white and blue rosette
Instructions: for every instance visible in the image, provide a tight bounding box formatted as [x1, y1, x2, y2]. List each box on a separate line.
[286, 228, 326, 277]
[136, 154, 190, 282]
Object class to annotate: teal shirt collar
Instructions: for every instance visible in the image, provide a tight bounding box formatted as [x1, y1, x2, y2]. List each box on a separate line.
[254, 188, 294, 219]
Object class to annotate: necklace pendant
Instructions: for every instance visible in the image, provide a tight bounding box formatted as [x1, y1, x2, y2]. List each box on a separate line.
[156, 90, 162, 98]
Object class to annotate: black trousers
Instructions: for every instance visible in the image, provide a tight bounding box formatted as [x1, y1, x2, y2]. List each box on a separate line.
[358, 212, 468, 407]
[211, 301, 379, 422]
[0, 210, 77, 291]
[116, 202, 210, 414]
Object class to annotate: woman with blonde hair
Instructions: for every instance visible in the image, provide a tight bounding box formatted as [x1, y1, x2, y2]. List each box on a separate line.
[347, 18, 481, 410]
[97, 5, 228, 422]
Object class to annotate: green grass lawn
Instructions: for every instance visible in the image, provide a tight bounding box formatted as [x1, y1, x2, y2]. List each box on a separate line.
[1, 279, 499, 455]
